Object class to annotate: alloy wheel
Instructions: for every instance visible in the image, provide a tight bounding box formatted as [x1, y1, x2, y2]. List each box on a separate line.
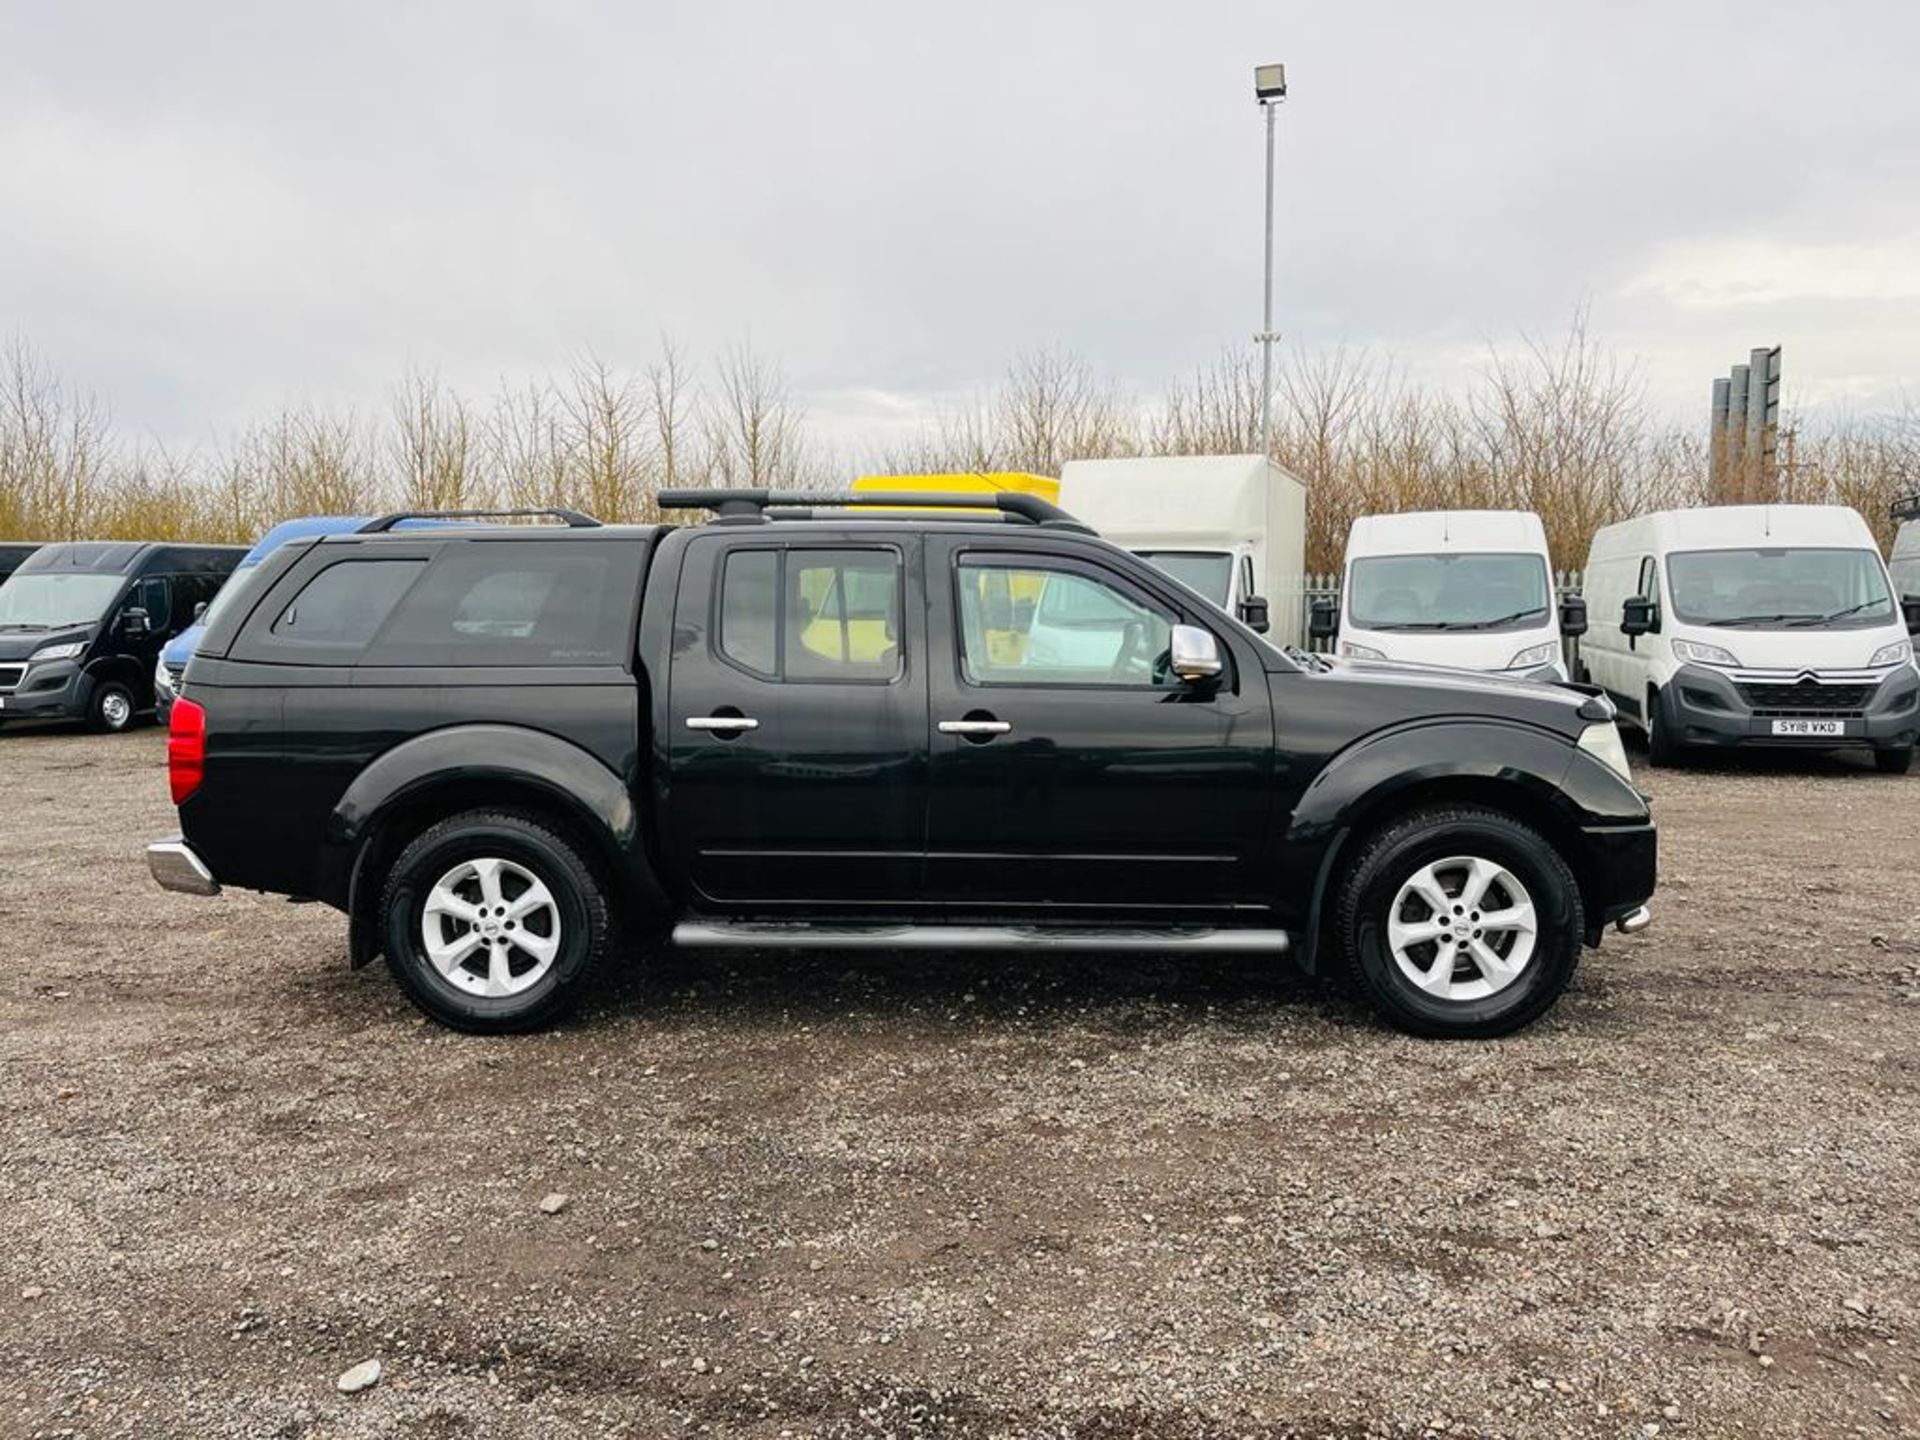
[420, 856, 563, 998]
[1385, 854, 1538, 1003]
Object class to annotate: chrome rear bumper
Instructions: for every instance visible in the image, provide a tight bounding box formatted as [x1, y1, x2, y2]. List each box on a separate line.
[147, 837, 220, 897]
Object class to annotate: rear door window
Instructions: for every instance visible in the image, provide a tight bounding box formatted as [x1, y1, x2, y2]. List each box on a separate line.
[715, 546, 902, 683]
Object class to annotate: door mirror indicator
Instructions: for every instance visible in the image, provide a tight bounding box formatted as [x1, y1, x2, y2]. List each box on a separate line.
[1169, 625, 1223, 684]
[1307, 597, 1339, 640]
[1559, 594, 1588, 638]
[1237, 594, 1270, 634]
[1620, 596, 1657, 639]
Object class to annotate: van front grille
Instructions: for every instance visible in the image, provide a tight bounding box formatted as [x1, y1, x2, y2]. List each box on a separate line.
[1738, 680, 1872, 717]
[0, 665, 23, 691]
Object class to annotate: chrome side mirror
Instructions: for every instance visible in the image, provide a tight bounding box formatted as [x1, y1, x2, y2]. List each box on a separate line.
[1169, 624, 1223, 683]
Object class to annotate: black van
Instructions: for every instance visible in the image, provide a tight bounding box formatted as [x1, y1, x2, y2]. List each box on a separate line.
[0, 543, 41, 584]
[0, 541, 245, 731]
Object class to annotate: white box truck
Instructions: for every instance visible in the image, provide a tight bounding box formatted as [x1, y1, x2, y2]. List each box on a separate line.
[1308, 510, 1584, 681]
[1057, 455, 1307, 641]
[1582, 504, 1920, 771]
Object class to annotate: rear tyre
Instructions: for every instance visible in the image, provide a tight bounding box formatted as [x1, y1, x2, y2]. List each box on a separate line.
[1875, 746, 1914, 776]
[1335, 805, 1583, 1039]
[87, 680, 137, 734]
[380, 809, 610, 1033]
[1644, 688, 1683, 767]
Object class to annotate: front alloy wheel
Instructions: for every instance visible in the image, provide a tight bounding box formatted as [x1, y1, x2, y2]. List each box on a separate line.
[1336, 805, 1583, 1038]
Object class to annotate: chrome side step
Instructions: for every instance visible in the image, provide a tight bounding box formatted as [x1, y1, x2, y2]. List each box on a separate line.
[670, 922, 1290, 954]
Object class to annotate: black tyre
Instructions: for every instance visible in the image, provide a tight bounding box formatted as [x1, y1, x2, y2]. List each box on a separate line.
[1644, 688, 1683, 767]
[87, 680, 138, 734]
[1335, 805, 1584, 1039]
[1875, 747, 1914, 776]
[380, 809, 610, 1033]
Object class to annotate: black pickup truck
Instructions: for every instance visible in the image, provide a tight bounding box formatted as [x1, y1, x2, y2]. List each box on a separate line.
[148, 492, 1655, 1038]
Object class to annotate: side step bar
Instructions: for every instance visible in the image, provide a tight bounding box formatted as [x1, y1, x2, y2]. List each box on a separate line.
[671, 922, 1290, 954]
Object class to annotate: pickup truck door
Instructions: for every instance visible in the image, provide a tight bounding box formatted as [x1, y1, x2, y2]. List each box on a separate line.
[922, 536, 1275, 913]
[663, 530, 929, 906]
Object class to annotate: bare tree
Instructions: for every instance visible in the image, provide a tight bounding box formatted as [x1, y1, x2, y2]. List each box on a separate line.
[704, 342, 810, 489]
[390, 369, 485, 512]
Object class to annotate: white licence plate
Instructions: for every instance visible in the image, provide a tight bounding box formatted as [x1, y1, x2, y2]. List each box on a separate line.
[1771, 719, 1844, 737]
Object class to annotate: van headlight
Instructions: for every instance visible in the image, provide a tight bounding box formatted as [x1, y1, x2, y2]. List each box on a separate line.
[154, 656, 176, 699]
[1578, 722, 1632, 781]
[30, 640, 85, 663]
[1672, 637, 1741, 667]
[1507, 641, 1559, 670]
[1341, 641, 1386, 660]
[1868, 638, 1913, 668]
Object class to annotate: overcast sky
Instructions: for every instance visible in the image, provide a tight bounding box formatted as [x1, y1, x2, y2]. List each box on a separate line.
[2, 0, 1915, 462]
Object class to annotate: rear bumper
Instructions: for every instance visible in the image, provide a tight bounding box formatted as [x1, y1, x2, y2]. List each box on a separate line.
[1664, 663, 1919, 751]
[1581, 820, 1657, 941]
[148, 836, 221, 897]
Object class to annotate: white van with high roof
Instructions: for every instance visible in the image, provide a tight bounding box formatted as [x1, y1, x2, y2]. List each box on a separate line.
[1581, 504, 1920, 772]
[1310, 510, 1582, 680]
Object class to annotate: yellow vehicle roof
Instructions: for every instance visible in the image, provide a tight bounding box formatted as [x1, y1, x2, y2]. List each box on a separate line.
[851, 472, 1060, 505]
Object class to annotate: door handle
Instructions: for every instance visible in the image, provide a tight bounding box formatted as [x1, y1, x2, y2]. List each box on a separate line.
[938, 719, 1012, 736]
[686, 715, 760, 732]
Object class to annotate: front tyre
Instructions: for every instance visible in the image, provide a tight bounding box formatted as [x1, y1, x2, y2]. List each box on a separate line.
[1875, 746, 1914, 775]
[88, 680, 138, 734]
[1644, 688, 1683, 767]
[380, 809, 610, 1033]
[1335, 806, 1583, 1039]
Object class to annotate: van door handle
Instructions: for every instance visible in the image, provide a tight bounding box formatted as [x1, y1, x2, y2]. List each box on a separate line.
[686, 715, 759, 732]
[938, 718, 1012, 737]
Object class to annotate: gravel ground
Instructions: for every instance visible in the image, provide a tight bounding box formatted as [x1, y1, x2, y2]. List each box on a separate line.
[2, 723, 1918, 1440]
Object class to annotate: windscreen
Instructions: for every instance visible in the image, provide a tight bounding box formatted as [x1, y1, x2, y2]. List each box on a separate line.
[0, 573, 125, 629]
[1135, 551, 1232, 606]
[1666, 548, 1894, 628]
[1346, 552, 1550, 631]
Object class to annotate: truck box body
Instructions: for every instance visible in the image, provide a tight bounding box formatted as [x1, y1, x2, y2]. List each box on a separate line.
[1058, 455, 1307, 641]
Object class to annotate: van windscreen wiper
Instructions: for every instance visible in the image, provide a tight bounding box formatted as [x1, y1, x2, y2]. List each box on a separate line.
[1787, 601, 1885, 627]
[1450, 608, 1548, 630]
[1709, 612, 1818, 627]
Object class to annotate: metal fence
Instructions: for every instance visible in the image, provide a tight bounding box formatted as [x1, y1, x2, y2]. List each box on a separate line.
[1292, 570, 1587, 674]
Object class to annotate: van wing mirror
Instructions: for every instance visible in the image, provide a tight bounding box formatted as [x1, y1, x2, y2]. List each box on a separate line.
[192, 600, 209, 624]
[1237, 594, 1270, 634]
[1169, 624, 1224, 684]
[120, 606, 150, 636]
[1558, 594, 1588, 638]
[1904, 596, 1920, 636]
[1307, 597, 1339, 640]
[1620, 596, 1657, 638]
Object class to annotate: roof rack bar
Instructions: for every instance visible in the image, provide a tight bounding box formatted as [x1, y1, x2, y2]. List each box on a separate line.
[1893, 493, 1920, 522]
[657, 488, 1087, 529]
[357, 507, 601, 533]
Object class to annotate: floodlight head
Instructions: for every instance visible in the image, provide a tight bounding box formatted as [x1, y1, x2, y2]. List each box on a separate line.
[1254, 62, 1287, 101]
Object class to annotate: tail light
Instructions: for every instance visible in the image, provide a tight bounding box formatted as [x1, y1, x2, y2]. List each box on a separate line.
[168, 696, 206, 805]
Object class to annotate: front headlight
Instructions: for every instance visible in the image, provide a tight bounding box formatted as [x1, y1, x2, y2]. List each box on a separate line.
[154, 656, 175, 696]
[1341, 641, 1387, 661]
[1868, 638, 1913, 668]
[1507, 641, 1559, 670]
[1578, 722, 1632, 781]
[1672, 637, 1741, 667]
[30, 640, 85, 663]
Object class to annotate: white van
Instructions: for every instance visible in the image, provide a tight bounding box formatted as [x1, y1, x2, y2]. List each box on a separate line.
[1309, 510, 1581, 680]
[1057, 455, 1307, 642]
[1582, 505, 1920, 772]
[1891, 494, 1920, 602]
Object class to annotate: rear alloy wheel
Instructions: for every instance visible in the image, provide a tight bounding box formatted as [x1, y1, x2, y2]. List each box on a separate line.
[1875, 747, 1914, 775]
[1337, 806, 1583, 1038]
[88, 681, 137, 734]
[381, 810, 609, 1032]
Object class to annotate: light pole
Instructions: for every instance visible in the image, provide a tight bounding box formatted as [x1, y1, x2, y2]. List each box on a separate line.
[1254, 63, 1287, 460]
